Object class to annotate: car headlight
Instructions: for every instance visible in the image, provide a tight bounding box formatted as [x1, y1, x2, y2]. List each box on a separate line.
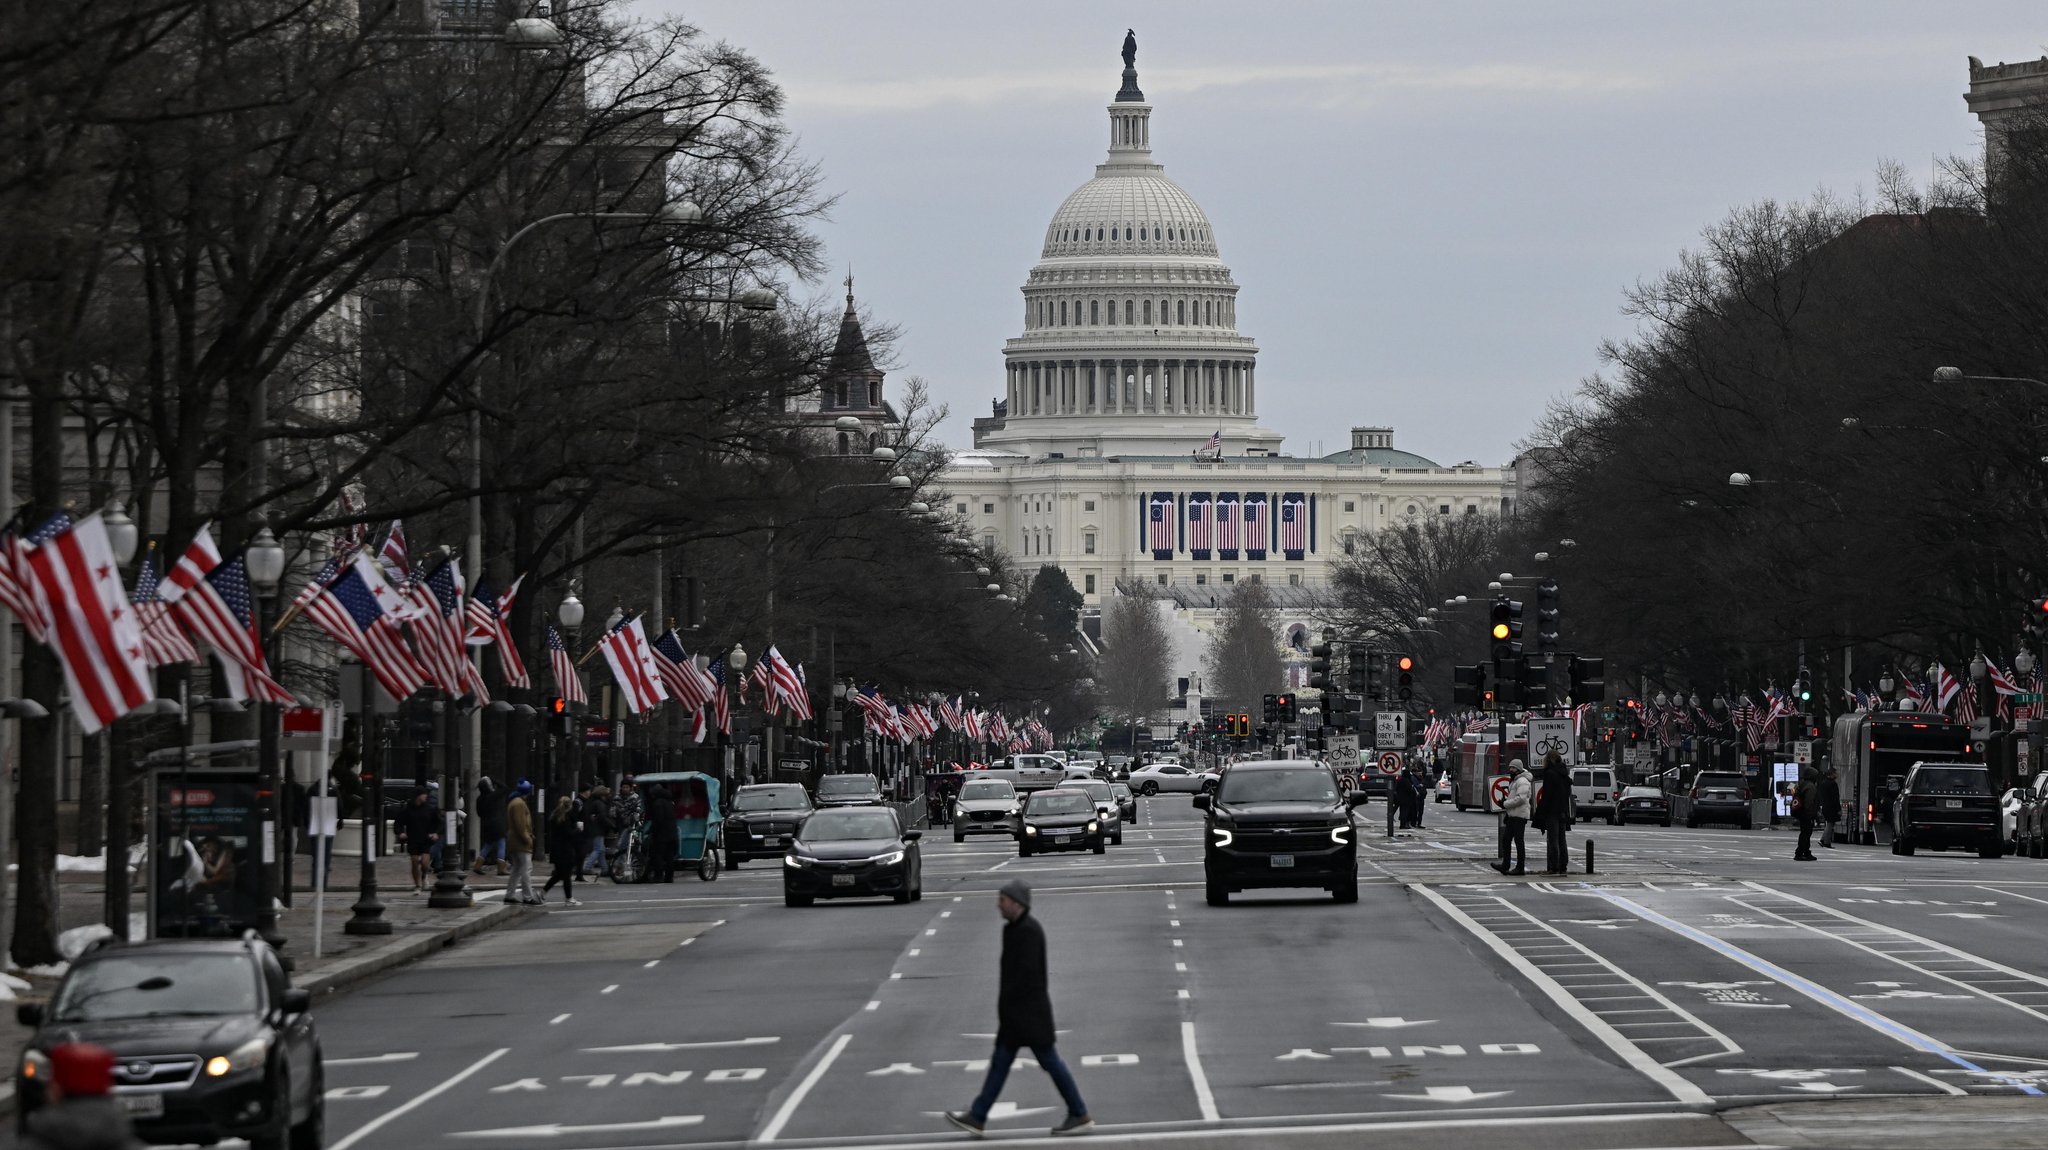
[872, 850, 906, 866]
[1024, 824, 1038, 836]
[21, 1049, 48, 1081]
[206, 1036, 269, 1078]
[784, 853, 806, 868]
[1330, 824, 1351, 845]
[1210, 827, 1233, 848]
[1087, 821, 1100, 833]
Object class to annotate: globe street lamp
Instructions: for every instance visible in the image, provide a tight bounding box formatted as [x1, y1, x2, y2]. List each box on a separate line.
[557, 589, 585, 794]
[103, 501, 138, 566]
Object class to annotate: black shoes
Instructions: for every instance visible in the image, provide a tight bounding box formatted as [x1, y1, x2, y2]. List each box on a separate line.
[944, 1111, 984, 1137]
[1052, 1115, 1094, 1136]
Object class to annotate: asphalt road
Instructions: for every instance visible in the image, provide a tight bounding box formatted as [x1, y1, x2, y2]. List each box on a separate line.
[305, 795, 2048, 1149]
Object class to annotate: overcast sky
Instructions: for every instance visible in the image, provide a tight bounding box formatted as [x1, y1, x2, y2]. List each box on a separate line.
[642, 1, 2042, 465]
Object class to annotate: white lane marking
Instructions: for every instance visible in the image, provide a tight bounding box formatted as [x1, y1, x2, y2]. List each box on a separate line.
[890, 973, 902, 980]
[1891, 1065, 1968, 1095]
[1416, 887, 1709, 1106]
[679, 938, 696, 947]
[451, 1115, 703, 1138]
[326, 1085, 389, 1100]
[1177, 989, 1190, 999]
[329, 1047, 508, 1150]
[326, 1052, 418, 1067]
[925, 929, 936, 936]
[865, 1001, 881, 1012]
[757, 1032, 853, 1143]
[909, 949, 921, 957]
[940, 911, 952, 918]
[644, 959, 661, 968]
[1169, 919, 1180, 927]
[1181, 1021, 1219, 1122]
[1175, 962, 1187, 973]
[582, 1037, 780, 1053]
[1980, 886, 2048, 908]
[1172, 939, 1183, 947]
[601, 984, 618, 994]
[549, 1014, 571, 1026]
[952, 896, 962, 902]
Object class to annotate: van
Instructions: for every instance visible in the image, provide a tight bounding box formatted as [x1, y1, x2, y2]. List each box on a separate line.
[1572, 766, 1618, 824]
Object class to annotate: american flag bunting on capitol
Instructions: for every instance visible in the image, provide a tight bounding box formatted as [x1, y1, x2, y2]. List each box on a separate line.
[1243, 496, 1267, 559]
[1280, 493, 1307, 557]
[1186, 494, 1211, 557]
[1214, 494, 1238, 556]
[1147, 493, 1175, 557]
[25, 515, 154, 734]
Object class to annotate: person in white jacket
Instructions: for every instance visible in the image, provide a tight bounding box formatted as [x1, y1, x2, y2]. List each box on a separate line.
[1493, 759, 1533, 876]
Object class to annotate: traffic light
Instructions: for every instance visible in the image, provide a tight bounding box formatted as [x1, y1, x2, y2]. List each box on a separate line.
[2030, 595, 2048, 644]
[1521, 655, 1549, 707]
[545, 695, 570, 735]
[1346, 654, 1369, 694]
[1795, 666, 1812, 704]
[1274, 693, 1297, 723]
[1262, 693, 1278, 724]
[1489, 596, 1523, 663]
[1534, 579, 1560, 654]
[1453, 664, 1488, 707]
[1308, 640, 1332, 691]
[1327, 692, 1360, 715]
[1569, 656, 1605, 703]
[1394, 654, 1416, 702]
[1364, 651, 1384, 701]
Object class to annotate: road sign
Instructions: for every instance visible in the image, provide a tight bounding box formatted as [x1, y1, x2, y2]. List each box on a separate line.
[2019, 692, 2044, 704]
[1377, 751, 1403, 775]
[279, 701, 341, 752]
[1793, 740, 1813, 765]
[1527, 718, 1573, 765]
[1327, 733, 1360, 762]
[1376, 711, 1407, 748]
[1489, 775, 1512, 805]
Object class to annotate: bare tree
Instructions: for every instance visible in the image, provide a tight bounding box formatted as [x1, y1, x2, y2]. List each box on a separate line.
[1204, 581, 1285, 715]
[1097, 592, 1171, 745]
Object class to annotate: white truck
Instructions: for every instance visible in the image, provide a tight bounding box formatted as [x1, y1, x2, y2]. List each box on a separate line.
[970, 754, 1065, 793]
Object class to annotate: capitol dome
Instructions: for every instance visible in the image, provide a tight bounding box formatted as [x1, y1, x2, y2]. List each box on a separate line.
[983, 39, 1277, 460]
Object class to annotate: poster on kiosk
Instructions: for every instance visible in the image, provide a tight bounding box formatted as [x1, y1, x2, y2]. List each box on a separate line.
[152, 770, 265, 939]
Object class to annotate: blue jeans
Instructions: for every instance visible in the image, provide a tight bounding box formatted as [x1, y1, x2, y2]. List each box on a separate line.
[969, 1043, 1086, 1123]
[582, 838, 607, 874]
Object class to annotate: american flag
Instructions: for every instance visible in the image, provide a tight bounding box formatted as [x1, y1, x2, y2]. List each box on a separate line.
[1215, 496, 1239, 554]
[289, 546, 349, 617]
[546, 625, 587, 705]
[1198, 428, 1222, 460]
[300, 555, 428, 703]
[405, 564, 478, 701]
[1990, 659, 2019, 721]
[165, 535, 295, 705]
[463, 575, 530, 688]
[25, 515, 154, 734]
[0, 512, 75, 643]
[131, 549, 198, 667]
[763, 645, 812, 721]
[599, 616, 667, 715]
[1187, 497, 1211, 553]
[378, 520, 408, 582]
[1953, 681, 1980, 724]
[1931, 662, 1961, 712]
[650, 628, 716, 711]
[1147, 496, 1174, 554]
[705, 656, 730, 733]
[938, 696, 963, 731]
[1280, 496, 1307, 554]
[1243, 498, 1266, 557]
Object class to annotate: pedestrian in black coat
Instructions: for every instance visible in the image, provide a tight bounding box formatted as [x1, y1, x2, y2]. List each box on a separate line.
[393, 789, 440, 894]
[645, 783, 678, 883]
[946, 880, 1092, 1138]
[540, 796, 584, 904]
[1536, 752, 1573, 874]
[1818, 768, 1842, 848]
[473, 777, 510, 874]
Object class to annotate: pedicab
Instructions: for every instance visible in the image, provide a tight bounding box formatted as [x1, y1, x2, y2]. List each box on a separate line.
[609, 771, 723, 882]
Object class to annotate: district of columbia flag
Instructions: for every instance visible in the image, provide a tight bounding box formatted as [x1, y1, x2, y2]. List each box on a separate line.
[596, 616, 667, 715]
[378, 520, 408, 582]
[25, 514, 153, 734]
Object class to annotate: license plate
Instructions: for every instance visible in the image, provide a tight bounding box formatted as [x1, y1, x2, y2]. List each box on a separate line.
[1270, 854, 1295, 868]
[1944, 799, 1963, 809]
[832, 873, 855, 886]
[116, 1093, 164, 1117]
[764, 836, 783, 846]
[1053, 834, 1072, 843]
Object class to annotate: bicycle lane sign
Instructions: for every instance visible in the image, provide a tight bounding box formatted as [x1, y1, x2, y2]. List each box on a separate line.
[1527, 717, 1574, 765]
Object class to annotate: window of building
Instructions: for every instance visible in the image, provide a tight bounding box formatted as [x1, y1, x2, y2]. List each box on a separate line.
[1342, 536, 1355, 555]
[1084, 574, 1096, 594]
[1439, 504, 1451, 515]
[1084, 500, 1095, 511]
[1465, 504, 1478, 515]
[1090, 300, 1100, 324]
[1288, 573, 1301, 587]
[1143, 299, 1152, 324]
[983, 502, 994, 514]
[1248, 573, 1262, 583]
[869, 382, 879, 406]
[1221, 573, 1234, 584]
[1059, 300, 1067, 325]
[956, 502, 967, 514]
[836, 432, 848, 455]
[1157, 573, 1169, 586]
[1084, 533, 1096, 555]
[1139, 227, 1147, 240]
[1124, 299, 1134, 324]
[1177, 299, 1186, 324]
[1195, 573, 1207, 586]
[1405, 504, 1418, 517]
[835, 381, 847, 407]
[1344, 501, 1355, 512]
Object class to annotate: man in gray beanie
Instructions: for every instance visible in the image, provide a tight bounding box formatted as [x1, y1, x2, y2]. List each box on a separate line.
[946, 879, 1092, 1137]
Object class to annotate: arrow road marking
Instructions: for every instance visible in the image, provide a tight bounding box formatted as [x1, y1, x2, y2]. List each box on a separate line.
[1384, 1085, 1512, 1103]
[451, 1116, 704, 1138]
[1333, 1017, 1437, 1029]
[581, 1037, 780, 1053]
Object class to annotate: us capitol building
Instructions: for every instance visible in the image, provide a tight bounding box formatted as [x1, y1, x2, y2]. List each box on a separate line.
[933, 36, 1513, 664]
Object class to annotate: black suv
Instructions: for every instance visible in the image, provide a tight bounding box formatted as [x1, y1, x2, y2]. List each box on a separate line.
[813, 774, 885, 808]
[1196, 760, 1369, 906]
[723, 783, 814, 867]
[16, 937, 323, 1149]
[1892, 761, 2002, 858]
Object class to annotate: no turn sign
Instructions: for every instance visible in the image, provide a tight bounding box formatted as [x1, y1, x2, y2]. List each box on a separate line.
[1377, 751, 1403, 775]
[1490, 775, 1512, 806]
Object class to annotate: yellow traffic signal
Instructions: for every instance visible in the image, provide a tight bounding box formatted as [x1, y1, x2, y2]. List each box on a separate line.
[1491, 623, 1510, 640]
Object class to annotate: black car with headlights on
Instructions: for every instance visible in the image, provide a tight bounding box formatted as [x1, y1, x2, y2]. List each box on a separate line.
[1892, 761, 2001, 858]
[723, 783, 814, 868]
[784, 807, 923, 905]
[15, 937, 322, 1149]
[1017, 788, 1105, 856]
[813, 773, 885, 808]
[1196, 760, 1368, 905]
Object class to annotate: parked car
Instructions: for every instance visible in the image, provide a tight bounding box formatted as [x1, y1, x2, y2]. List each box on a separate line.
[1016, 788, 1105, 856]
[783, 806, 923, 905]
[2014, 772, 2048, 857]
[1196, 760, 1370, 905]
[1686, 771, 1753, 829]
[1129, 762, 1207, 796]
[952, 778, 1021, 842]
[1572, 767, 1620, 824]
[723, 783, 814, 867]
[813, 774, 884, 808]
[1617, 785, 1672, 826]
[15, 937, 323, 1149]
[1892, 761, 2001, 858]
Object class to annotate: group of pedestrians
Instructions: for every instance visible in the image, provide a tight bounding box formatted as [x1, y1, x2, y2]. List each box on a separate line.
[1493, 752, 1575, 876]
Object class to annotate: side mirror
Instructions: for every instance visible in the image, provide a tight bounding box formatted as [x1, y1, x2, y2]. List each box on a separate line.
[15, 1002, 43, 1026]
[282, 988, 312, 1015]
[1346, 790, 1372, 808]
[902, 830, 922, 842]
[1191, 794, 1211, 811]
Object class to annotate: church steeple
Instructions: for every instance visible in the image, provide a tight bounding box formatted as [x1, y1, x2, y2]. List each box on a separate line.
[825, 269, 883, 415]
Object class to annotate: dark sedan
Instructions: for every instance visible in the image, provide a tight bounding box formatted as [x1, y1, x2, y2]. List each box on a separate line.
[813, 774, 885, 808]
[723, 783, 813, 867]
[1017, 789, 1105, 856]
[16, 938, 322, 1149]
[784, 808, 923, 905]
[1617, 785, 1672, 826]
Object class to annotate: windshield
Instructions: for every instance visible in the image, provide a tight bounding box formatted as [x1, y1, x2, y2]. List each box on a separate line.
[1913, 767, 1990, 793]
[53, 954, 259, 1022]
[801, 811, 900, 841]
[735, 788, 808, 812]
[1029, 792, 1092, 816]
[959, 782, 1014, 800]
[1077, 782, 1113, 802]
[1218, 768, 1339, 804]
[817, 776, 879, 795]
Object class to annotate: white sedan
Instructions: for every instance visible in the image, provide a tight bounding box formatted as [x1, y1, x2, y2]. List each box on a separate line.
[1129, 762, 1211, 795]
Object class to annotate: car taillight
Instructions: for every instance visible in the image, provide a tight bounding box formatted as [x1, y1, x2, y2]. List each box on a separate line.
[1739, 788, 1751, 802]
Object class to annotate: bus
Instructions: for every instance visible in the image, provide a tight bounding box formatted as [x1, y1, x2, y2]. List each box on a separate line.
[1452, 728, 1528, 813]
[1830, 711, 1972, 844]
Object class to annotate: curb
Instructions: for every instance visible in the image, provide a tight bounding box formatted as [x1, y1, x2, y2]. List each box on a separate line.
[298, 901, 523, 997]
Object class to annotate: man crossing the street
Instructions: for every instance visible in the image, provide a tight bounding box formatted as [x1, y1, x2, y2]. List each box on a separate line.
[946, 879, 1093, 1138]
[1819, 766, 1841, 849]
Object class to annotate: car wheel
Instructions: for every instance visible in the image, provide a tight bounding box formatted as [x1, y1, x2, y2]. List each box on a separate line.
[1141, 782, 1159, 796]
[1019, 843, 1033, 857]
[1981, 838, 2004, 860]
[1686, 816, 1698, 829]
[250, 1073, 291, 1150]
[910, 869, 923, 901]
[784, 890, 812, 907]
[1332, 876, 1359, 904]
[954, 829, 966, 843]
[893, 884, 912, 904]
[290, 1064, 325, 1150]
[1111, 832, 1123, 846]
[1898, 835, 1915, 856]
[699, 852, 720, 881]
[1093, 839, 1106, 855]
[1741, 818, 1754, 831]
[1206, 876, 1229, 906]
[1661, 818, 1671, 827]
[726, 852, 742, 870]
[1607, 814, 1619, 826]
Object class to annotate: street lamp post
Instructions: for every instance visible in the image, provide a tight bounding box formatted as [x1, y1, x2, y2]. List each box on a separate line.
[558, 591, 584, 797]
[245, 527, 289, 959]
[344, 677, 391, 935]
[729, 643, 749, 782]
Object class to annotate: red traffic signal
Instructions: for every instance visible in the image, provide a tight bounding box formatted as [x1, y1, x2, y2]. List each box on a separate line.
[548, 696, 566, 714]
[1396, 655, 1415, 672]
